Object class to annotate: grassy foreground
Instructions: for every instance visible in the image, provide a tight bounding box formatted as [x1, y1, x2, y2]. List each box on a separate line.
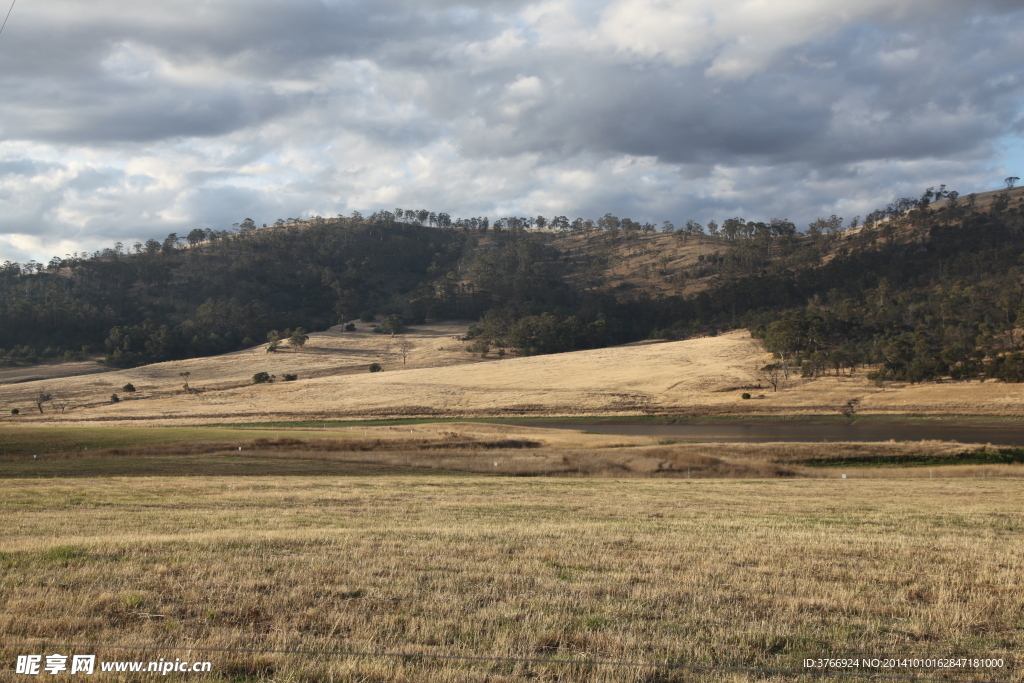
[1, 473, 1021, 682]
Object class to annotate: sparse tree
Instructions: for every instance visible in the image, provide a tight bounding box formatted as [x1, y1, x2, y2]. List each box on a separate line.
[186, 228, 206, 246]
[161, 233, 180, 253]
[50, 387, 70, 413]
[396, 338, 415, 365]
[378, 315, 406, 337]
[266, 330, 282, 352]
[288, 327, 309, 349]
[35, 391, 52, 414]
[179, 371, 191, 392]
[762, 320, 798, 379]
[758, 363, 785, 392]
[1006, 177, 1019, 189]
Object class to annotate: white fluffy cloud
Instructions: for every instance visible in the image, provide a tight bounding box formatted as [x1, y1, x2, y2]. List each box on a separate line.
[0, 0, 1022, 262]
[597, 0, 971, 78]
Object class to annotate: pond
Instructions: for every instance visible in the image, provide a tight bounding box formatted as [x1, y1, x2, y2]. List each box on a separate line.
[522, 421, 1024, 446]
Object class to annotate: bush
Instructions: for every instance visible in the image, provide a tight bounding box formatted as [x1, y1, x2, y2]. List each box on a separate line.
[741, 393, 751, 399]
[252, 372, 273, 384]
[466, 339, 490, 355]
[359, 312, 376, 322]
[122, 383, 136, 393]
[368, 363, 383, 372]
[110, 393, 119, 403]
[373, 315, 406, 336]
[11, 408, 19, 415]
[283, 373, 298, 381]
[345, 323, 356, 332]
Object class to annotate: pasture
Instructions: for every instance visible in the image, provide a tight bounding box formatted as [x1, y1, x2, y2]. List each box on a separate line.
[1, 442, 1021, 681]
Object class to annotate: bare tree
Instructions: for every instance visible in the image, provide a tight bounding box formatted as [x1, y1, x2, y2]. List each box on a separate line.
[396, 338, 415, 365]
[758, 363, 785, 392]
[50, 386, 70, 413]
[35, 390, 52, 414]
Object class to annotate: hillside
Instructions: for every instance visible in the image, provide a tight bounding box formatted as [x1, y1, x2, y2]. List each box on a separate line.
[4, 183, 1024, 400]
[6, 326, 1023, 425]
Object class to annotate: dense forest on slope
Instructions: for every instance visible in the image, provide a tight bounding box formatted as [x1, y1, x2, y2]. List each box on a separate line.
[2, 186, 1024, 383]
[0, 217, 467, 367]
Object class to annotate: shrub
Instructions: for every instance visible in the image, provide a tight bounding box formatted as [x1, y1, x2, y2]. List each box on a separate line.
[374, 315, 406, 336]
[466, 339, 490, 355]
[110, 393, 119, 403]
[11, 408, 19, 415]
[122, 383, 136, 393]
[283, 373, 298, 381]
[253, 372, 273, 384]
[741, 393, 751, 400]
[345, 323, 356, 332]
[359, 312, 376, 322]
[368, 363, 383, 373]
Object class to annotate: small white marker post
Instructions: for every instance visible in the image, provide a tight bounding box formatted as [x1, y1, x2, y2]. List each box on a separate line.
[842, 474, 846, 479]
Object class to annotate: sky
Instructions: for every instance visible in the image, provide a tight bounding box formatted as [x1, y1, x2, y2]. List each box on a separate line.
[0, 0, 1022, 263]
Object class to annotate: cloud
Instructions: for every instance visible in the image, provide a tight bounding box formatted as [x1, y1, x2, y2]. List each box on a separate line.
[0, 0, 1022, 261]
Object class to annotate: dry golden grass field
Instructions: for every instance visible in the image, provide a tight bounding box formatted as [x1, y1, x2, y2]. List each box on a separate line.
[1, 464, 1021, 682]
[4, 325, 1024, 426]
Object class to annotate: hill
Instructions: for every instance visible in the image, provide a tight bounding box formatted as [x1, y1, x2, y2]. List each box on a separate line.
[6, 325, 1023, 424]
[3, 183, 1024, 400]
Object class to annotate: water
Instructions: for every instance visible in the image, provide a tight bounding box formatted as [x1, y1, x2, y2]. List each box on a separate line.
[523, 421, 1024, 446]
